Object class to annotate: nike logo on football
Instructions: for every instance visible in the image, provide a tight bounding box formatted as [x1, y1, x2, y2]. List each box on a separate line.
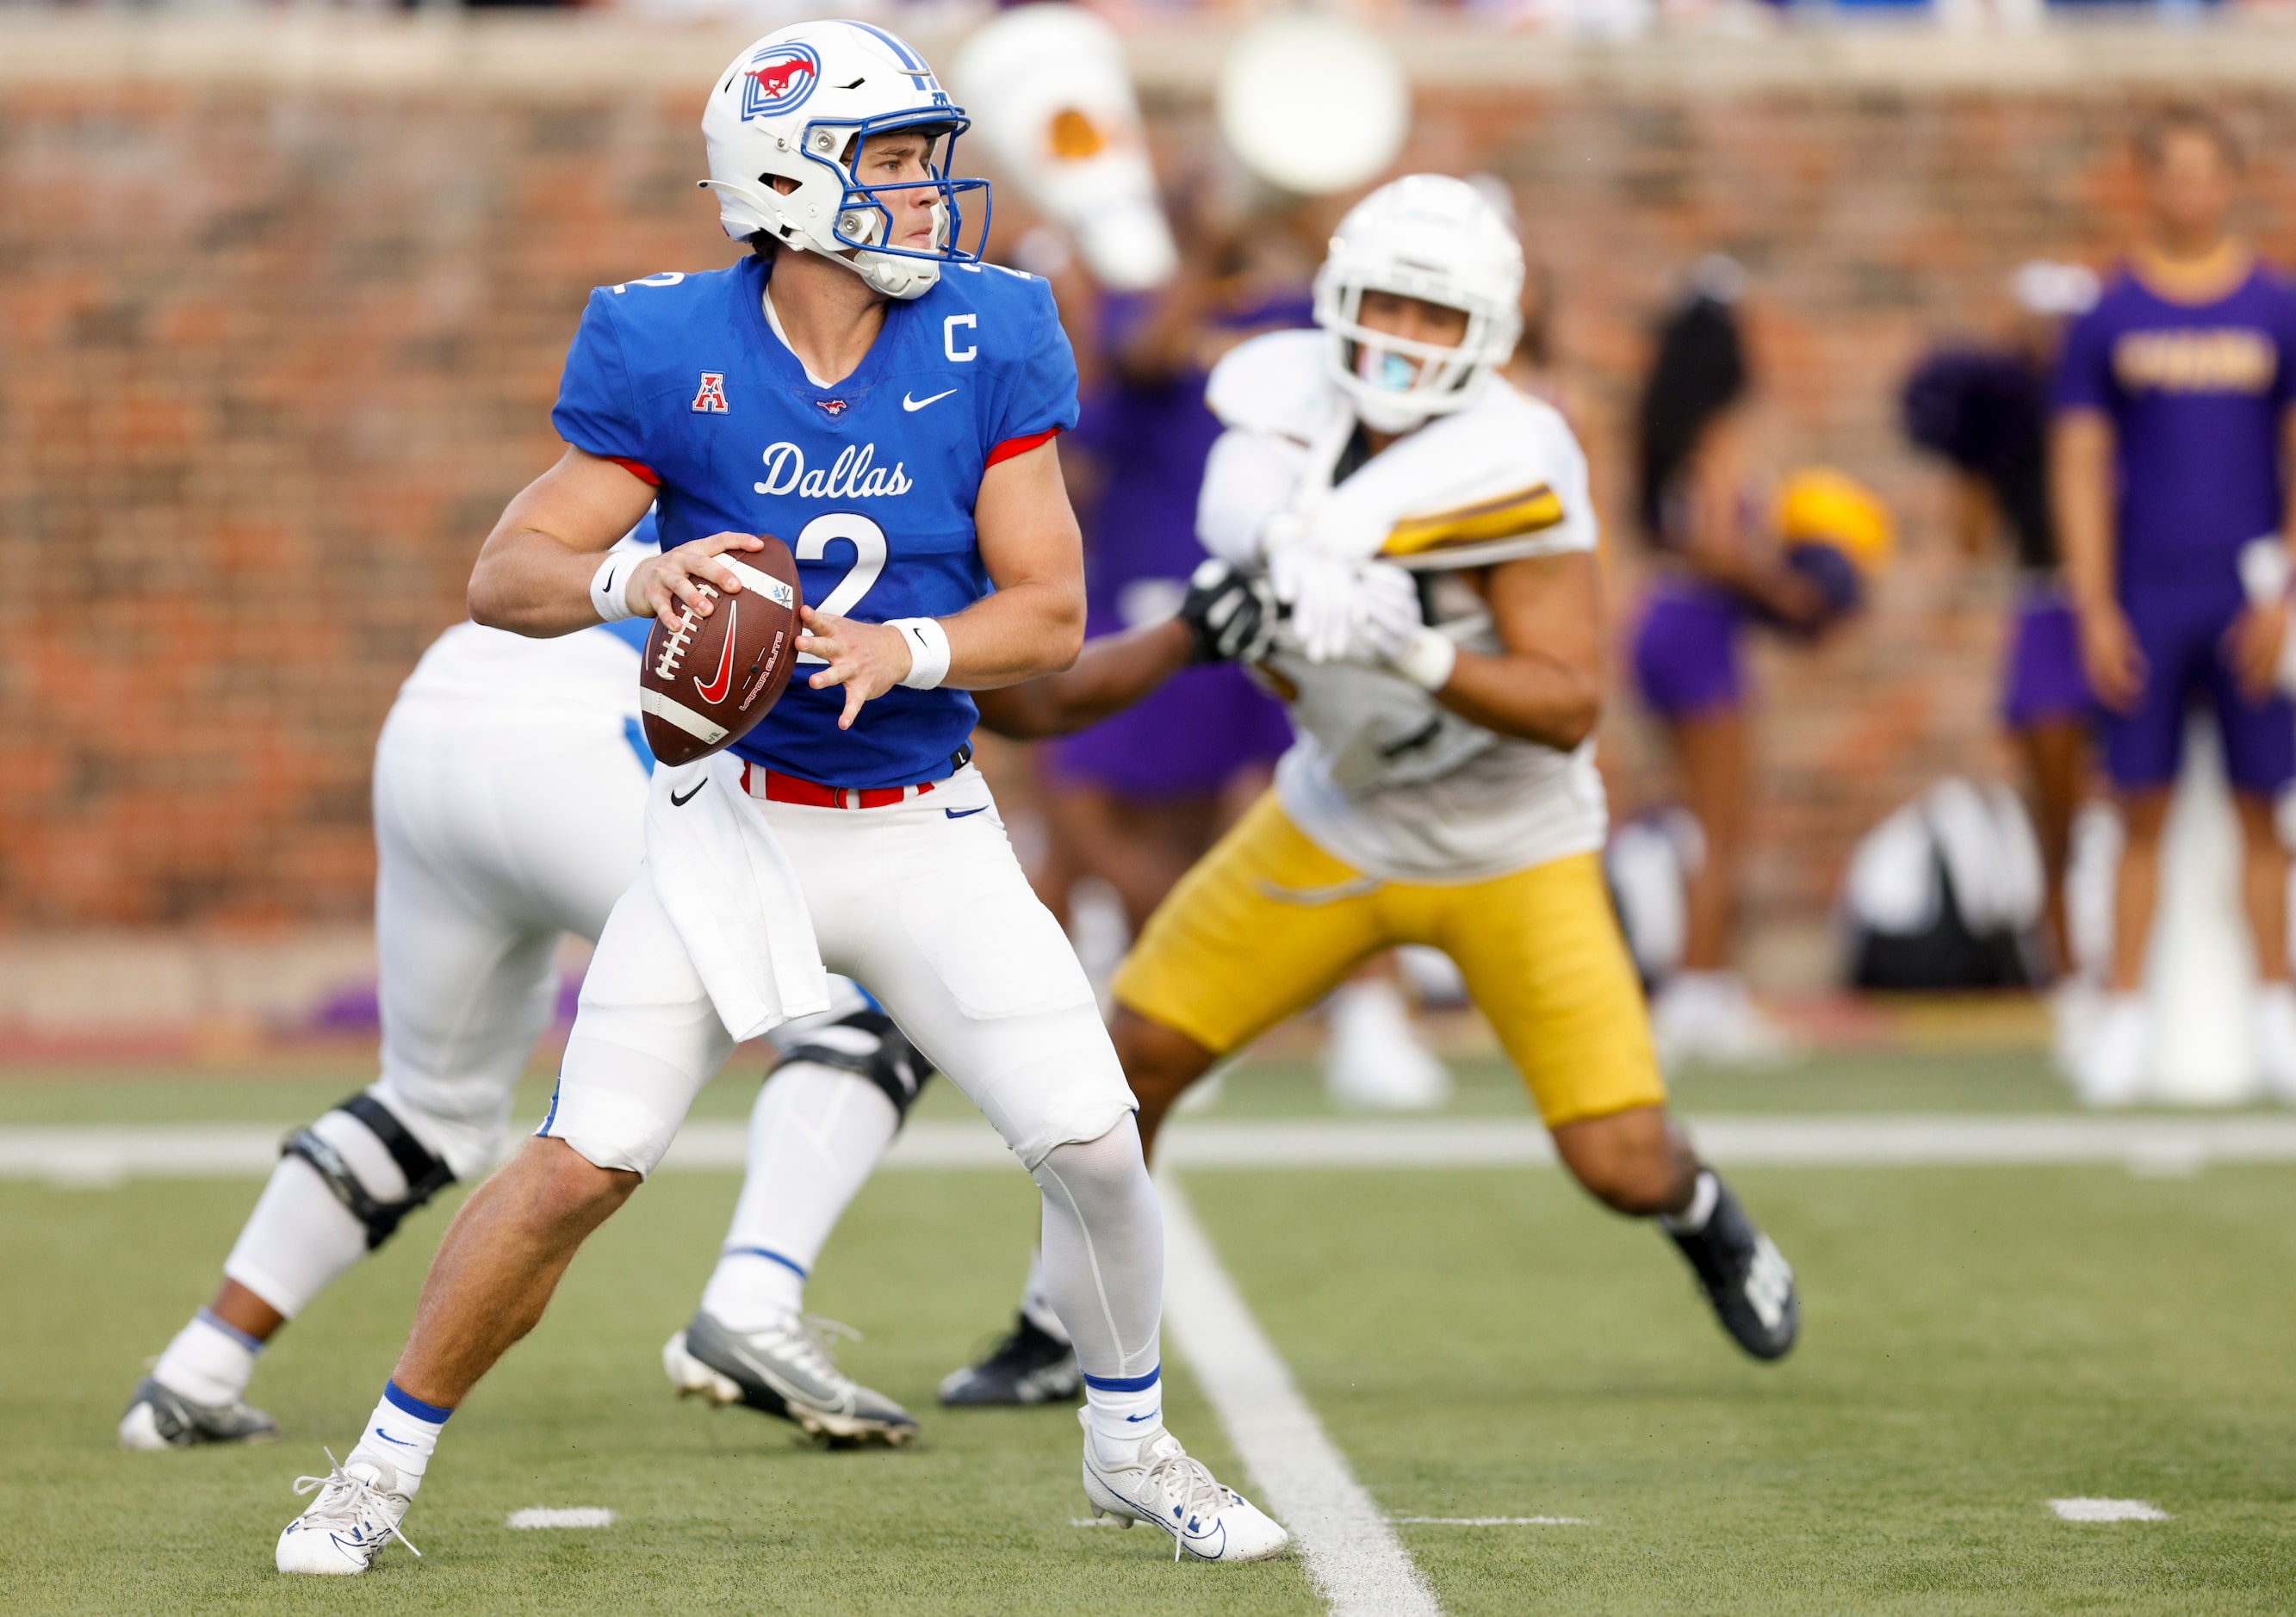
[694, 600, 737, 703]
[671, 781, 710, 808]
[903, 388, 957, 412]
[370, 1428, 416, 1447]
[945, 806, 988, 820]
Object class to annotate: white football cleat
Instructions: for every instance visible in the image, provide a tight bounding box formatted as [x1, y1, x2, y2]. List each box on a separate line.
[276, 1449, 419, 1575]
[1651, 971, 1796, 1071]
[2254, 982, 2296, 1103]
[1323, 980, 1451, 1112]
[2072, 993, 2149, 1108]
[1078, 1411, 1288, 1564]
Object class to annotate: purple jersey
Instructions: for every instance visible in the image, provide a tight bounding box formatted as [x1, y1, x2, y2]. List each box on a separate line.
[2051, 262, 2296, 598]
[1048, 293, 1301, 795]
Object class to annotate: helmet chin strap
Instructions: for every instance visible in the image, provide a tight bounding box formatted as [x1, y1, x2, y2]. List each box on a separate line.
[698, 176, 940, 300]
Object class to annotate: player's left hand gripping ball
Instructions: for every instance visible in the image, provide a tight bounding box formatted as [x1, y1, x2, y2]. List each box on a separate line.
[637, 535, 805, 767]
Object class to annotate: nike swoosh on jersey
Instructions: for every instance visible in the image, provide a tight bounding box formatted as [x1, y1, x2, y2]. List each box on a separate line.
[945, 806, 988, 820]
[694, 600, 737, 703]
[903, 388, 958, 412]
[671, 780, 710, 808]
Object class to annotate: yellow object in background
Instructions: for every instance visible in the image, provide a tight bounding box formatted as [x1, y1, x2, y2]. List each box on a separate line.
[1775, 467, 1896, 574]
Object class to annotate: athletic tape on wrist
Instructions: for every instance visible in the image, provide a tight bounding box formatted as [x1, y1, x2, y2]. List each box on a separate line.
[1393, 626, 1457, 691]
[589, 552, 638, 623]
[889, 617, 952, 690]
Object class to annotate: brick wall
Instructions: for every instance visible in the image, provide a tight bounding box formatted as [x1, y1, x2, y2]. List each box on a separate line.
[4, 18, 2293, 938]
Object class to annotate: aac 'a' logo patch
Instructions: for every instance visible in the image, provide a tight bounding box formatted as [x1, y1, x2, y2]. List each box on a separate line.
[816, 398, 850, 418]
[692, 373, 729, 414]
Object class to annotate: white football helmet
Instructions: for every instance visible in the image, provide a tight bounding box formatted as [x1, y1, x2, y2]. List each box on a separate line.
[1312, 174, 1525, 434]
[699, 21, 989, 301]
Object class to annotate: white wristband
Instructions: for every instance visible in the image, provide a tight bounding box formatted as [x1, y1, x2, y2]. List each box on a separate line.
[889, 617, 952, 690]
[589, 552, 638, 623]
[1392, 626, 1457, 691]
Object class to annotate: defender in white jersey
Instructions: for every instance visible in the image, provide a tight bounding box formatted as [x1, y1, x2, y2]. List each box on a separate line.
[945, 176, 1803, 1397]
[274, 21, 1283, 1574]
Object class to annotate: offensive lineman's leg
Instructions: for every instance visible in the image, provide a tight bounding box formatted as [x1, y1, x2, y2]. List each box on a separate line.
[123, 715, 615, 1451]
[275, 867, 730, 1574]
[665, 1006, 934, 1444]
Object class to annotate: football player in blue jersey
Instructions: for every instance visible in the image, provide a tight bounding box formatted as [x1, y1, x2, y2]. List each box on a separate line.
[273, 21, 1287, 1573]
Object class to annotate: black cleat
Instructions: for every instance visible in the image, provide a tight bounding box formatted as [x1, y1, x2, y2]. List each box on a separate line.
[118, 1375, 278, 1449]
[1663, 1171, 1798, 1360]
[938, 1314, 1082, 1408]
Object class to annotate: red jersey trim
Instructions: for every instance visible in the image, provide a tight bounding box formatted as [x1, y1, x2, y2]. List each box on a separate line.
[985, 426, 1061, 468]
[608, 456, 661, 486]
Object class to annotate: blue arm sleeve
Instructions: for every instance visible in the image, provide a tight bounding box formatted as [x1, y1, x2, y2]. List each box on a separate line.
[551, 290, 649, 463]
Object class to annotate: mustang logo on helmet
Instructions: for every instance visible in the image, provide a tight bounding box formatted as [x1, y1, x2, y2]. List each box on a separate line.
[742, 44, 820, 120]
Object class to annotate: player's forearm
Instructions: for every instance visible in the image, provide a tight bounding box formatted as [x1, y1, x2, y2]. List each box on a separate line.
[1434, 650, 1602, 751]
[2051, 415, 2117, 612]
[973, 620, 1193, 740]
[468, 528, 614, 638]
[940, 577, 1086, 690]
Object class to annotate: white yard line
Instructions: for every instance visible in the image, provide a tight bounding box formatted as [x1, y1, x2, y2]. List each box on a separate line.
[10, 1113, 2296, 1184]
[1157, 1171, 1443, 1617]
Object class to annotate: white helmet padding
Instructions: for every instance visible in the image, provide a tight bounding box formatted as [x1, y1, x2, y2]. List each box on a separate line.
[699, 21, 991, 301]
[1312, 174, 1525, 435]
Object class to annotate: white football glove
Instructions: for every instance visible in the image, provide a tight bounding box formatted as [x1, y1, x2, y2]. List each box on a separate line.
[1354, 561, 1425, 664]
[1268, 542, 1366, 664]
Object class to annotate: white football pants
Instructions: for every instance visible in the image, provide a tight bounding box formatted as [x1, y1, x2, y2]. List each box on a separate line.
[549, 765, 1164, 1389]
[550, 765, 1135, 1175]
[220, 649, 649, 1319]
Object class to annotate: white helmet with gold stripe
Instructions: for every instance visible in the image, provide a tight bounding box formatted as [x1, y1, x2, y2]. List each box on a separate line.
[1312, 175, 1524, 435]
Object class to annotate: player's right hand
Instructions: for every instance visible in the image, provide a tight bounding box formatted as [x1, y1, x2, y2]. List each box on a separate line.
[628, 532, 768, 633]
[2078, 600, 2147, 714]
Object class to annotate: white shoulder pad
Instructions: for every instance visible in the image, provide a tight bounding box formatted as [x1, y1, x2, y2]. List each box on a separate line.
[1204, 330, 1332, 440]
[1311, 381, 1599, 571]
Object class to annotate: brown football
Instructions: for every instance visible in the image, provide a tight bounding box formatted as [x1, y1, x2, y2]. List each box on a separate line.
[638, 536, 804, 768]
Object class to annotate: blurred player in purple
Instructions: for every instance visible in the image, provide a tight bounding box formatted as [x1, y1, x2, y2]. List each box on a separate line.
[2053, 106, 2296, 1104]
[1627, 266, 1888, 1068]
[1902, 261, 2101, 981]
[1039, 241, 1300, 936]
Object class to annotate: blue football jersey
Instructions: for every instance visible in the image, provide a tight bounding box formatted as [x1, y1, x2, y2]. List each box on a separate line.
[553, 254, 1079, 790]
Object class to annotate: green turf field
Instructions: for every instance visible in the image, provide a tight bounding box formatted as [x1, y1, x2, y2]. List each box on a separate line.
[4, 1048, 2293, 1613]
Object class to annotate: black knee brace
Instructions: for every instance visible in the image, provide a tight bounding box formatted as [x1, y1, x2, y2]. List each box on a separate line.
[282, 1093, 457, 1251]
[771, 1010, 934, 1122]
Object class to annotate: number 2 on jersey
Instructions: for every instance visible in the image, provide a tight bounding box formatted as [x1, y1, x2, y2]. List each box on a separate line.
[792, 512, 888, 664]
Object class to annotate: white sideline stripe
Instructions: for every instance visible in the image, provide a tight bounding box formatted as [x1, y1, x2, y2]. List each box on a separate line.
[1390, 1515, 1590, 1526]
[11, 1113, 2296, 1183]
[2049, 1497, 2170, 1522]
[506, 1506, 616, 1530]
[1158, 1172, 1442, 1617]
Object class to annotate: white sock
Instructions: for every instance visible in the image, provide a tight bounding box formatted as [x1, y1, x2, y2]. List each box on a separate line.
[1085, 1367, 1164, 1459]
[698, 1063, 899, 1332]
[353, 1382, 450, 1495]
[1660, 1168, 1720, 1234]
[152, 1310, 262, 1407]
[219, 1139, 378, 1321]
[1017, 1247, 1072, 1346]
